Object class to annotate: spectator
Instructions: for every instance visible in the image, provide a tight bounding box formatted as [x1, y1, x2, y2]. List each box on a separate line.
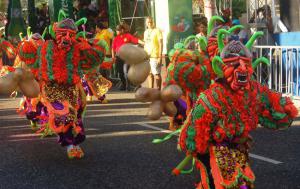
[221, 8, 232, 27]
[112, 24, 144, 90]
[144, 17, 163, 90]
[250, 5, 287, 46]
[229, 19, 248, 44]
[195, 20, 207, 37]
[95, 22, 114, 57]
[36, 3, 50, 35]
[94, 22, 114, 79]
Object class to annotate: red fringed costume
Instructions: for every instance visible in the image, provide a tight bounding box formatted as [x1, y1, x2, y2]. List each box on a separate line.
[164, 17, 298, 189]
[18, 18, 106, 159]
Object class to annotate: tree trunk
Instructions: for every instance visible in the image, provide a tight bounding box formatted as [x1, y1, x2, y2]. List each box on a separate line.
[203, 0, 217, 21]
[28, 0, 37, 33]
[6, 0, 26, 38]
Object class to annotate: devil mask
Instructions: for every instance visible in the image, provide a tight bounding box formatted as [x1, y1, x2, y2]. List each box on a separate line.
[53, 18, 77, 51]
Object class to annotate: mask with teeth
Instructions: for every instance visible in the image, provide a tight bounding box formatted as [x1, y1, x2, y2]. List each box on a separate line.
[222, 56, 252, 91]
[211, 30, 268, 92]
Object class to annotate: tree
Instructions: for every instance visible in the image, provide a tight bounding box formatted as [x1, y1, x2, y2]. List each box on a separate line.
[232, 0, 246, 19]
[6, 0, 26, 38]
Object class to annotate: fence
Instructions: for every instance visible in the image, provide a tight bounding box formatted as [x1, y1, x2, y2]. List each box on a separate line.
[253, 45, 300, 98]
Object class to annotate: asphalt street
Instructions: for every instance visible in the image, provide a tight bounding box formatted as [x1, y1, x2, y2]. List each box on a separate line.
[0, 92, 299, 189]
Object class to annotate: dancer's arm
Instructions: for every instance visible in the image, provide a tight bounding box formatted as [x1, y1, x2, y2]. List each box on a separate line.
[78, 38, 106, 74]
[257, 82, 298, 129]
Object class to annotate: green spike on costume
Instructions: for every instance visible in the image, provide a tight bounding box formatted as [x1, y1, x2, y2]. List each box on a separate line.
[75, 18, 87, 26]
[19, 32, 23, 41]
[252, 57, 270, 69]
[184, 35, 196, 46]
[174, 42, 185, 50]
[152, 128, 181, 144]
[172, 154, 194, 175]
[207, 16, 224, 36]
[49, 25, 55, 38]
[212, 56, 225, 77]
[184, 35, 208, 52]
[217, 29, 230, 53]
[42, 27, 47, 39]
[180, 158, 195, 174]
[196, 36, 208, 51]
[58, 9, 67, 22]
[168, 49, 176, 60]
[245, 31, 264, 50]
[27, 26, 32, 39]
[228, 25, 244, 33]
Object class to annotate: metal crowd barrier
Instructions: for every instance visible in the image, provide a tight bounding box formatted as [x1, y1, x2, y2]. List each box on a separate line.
[253, 45, 300, 98]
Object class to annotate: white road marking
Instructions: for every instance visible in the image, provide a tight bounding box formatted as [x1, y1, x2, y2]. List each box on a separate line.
[136, 123, 283, 165]
[249, 153, 283, 164]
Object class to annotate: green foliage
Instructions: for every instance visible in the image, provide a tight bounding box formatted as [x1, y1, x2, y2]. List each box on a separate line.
[232, 0, 247, 19]
[216, 0, 247, 19]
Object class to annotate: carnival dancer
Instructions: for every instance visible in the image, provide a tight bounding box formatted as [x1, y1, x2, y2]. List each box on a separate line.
[121, 20, 298, 188]
[175, 31, 298, 188]
[164, 16, 244, 132]
[18, 14, 106, 159]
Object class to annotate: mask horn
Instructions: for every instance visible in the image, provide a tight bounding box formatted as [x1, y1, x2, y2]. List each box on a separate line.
[58, 9, 67, 22]
[228, 25, 244, 33]
[19, 32, 24, 41]
[75, 18, 87, 26]
[49, 25, 55, 39]
[245, 31, 264, 50]
[212, 56, 225, 78]
[252, 57, 270, 69]
[196, 36, 207, 51]
[217, 29, 230, 53]
[27, 26, 32, 39]
[207, 16, 224, 37]
[42, 27, 47, 40]
[184, 35, 196, 47]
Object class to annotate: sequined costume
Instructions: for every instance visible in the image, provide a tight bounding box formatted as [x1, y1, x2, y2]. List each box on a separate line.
[18, 16, 106, 159]
[81, 40, 112, 103]
[82, 72, 112, 103]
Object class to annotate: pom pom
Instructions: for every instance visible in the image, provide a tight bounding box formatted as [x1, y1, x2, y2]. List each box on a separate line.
[172, 168, 181, 176]
[18, 41, 37, 65]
